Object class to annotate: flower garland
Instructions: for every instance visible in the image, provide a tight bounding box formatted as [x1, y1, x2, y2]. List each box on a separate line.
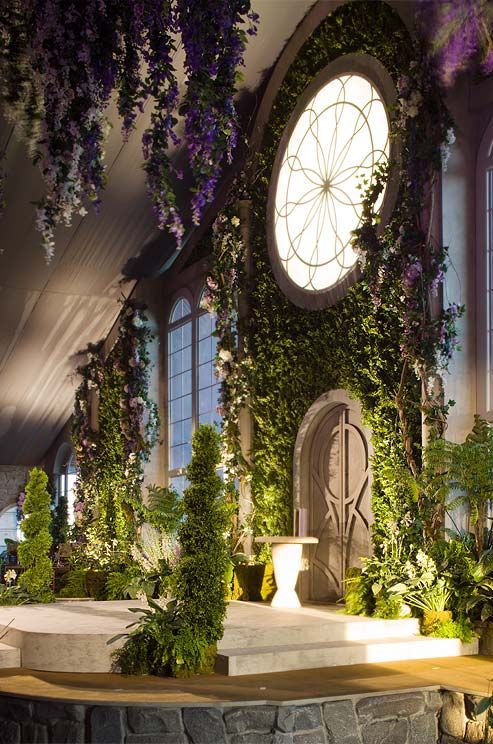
[353, 51, 464, 467]
[0, 1, 258, 260]
[72, 302, 159, 548]
[176, 1, 259, 226]
[203, 200, 252, 481]
[418, 0, 493, 87]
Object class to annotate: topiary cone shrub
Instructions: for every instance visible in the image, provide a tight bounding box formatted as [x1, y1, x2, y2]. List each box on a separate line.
[18, 467, 54, 602]
[172, 424, 229, 675]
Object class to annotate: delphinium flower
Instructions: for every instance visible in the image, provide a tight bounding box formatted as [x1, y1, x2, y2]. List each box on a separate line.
[30, 0, 122, 260]
[419, 0, 493, 86]
[140, 0, 184, 243]
[0, 0, 259, 259]
[176, 0, 258, 225]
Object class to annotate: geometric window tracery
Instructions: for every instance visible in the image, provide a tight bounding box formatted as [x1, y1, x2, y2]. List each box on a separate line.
[274, 73, 389, 293]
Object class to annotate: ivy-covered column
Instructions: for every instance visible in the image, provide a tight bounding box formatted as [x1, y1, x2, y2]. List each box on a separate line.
[237, 198, 254, 555]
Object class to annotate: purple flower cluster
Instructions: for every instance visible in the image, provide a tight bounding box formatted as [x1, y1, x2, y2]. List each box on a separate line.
[176, 0, 258, 225]
[419, 0, 493, 86]
[0, 1, 258, 259]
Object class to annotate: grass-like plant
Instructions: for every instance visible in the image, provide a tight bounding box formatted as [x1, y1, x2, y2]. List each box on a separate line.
[18, 467, 54, 602]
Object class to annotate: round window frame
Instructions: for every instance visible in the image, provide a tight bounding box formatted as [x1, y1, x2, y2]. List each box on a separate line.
[267, 53, 400, 310]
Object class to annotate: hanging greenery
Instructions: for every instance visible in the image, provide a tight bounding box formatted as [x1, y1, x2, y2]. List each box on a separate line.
[202, 205, 252, 483]
[207, 1, 462, 554]
[0, 0, 258, 260]
[72, 302, 159, 557]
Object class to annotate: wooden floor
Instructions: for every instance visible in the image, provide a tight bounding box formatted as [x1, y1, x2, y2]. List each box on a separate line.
[0, 656, 492, 705]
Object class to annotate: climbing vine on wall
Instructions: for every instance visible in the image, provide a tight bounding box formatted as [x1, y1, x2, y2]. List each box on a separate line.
[72, 302, 159, 555]
[208, 1, 462, 553]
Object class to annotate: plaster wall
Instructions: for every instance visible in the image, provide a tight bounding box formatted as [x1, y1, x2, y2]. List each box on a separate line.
[0, 465, 30, 514]
[442, 77, 477, 442]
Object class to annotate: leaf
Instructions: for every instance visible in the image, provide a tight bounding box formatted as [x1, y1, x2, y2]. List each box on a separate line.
[372, 582, 382, 596]
[481, 604, 493, 622]
[389, 582, 407, 595]
[474, 696, 493, 716]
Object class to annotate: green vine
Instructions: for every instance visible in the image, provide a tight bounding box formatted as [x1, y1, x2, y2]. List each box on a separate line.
[208, 1, 461, 557]
[72, 302, 159, 558]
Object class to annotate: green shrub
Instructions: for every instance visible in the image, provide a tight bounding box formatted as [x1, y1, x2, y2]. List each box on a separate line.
[430, 617, 475, 643]
[374, 593, 405, 619]
[173, 426, 229, 655]
[84, 569, 108, 600]
[343, 567, 371, 616]
[18, 468, 54, 602]
[58, 568, 88, 598]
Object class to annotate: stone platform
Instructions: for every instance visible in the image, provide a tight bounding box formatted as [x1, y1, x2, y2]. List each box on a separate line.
[0, 600, 478, 675]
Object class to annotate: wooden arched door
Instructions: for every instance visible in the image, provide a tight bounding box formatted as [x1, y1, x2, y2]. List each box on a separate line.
[307, 401, 372, 602]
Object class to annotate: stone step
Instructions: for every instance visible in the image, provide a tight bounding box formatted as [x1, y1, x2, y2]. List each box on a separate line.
[216, 636, 479, 676]
[219, 615, 420, 650]
[0, 642, 20, 669]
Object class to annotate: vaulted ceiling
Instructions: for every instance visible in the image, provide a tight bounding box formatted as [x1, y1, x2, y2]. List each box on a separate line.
[0, 1, 316, 465]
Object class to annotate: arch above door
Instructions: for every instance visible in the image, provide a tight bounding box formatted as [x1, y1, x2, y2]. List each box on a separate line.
[293, 390, 373, 602]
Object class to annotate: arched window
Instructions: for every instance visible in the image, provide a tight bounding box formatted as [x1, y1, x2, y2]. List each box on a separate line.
[477, 116, 493, 417]
[167, 289, 221, 494]
[267, 54, 397, 309]
[54, 444, 77, 526]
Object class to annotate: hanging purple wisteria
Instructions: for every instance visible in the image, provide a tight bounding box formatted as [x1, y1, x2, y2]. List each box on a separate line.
[418, 0, 493, 86]
[0, 0, 258, 261]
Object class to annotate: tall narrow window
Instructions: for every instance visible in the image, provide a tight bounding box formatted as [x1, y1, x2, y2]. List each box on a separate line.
[197, 290, 221, 428]
[487, 167, 493, 411]
[167, 290, 221, 494]
[168, 298, 193, 495]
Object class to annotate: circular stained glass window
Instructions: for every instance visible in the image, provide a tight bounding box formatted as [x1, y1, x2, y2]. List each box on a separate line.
[268, 55, 396, 308]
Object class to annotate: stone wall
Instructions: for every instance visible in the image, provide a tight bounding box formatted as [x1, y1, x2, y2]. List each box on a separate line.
[0, 690, 445, 744]
[440, 691, 492, 744]
[0, 466, 30, 515]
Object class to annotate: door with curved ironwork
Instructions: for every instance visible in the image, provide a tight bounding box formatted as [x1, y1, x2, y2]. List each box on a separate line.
[308, 402, 371, 601]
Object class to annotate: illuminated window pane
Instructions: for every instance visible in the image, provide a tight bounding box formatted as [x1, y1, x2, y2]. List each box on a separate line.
[170, 298, 192, 323]
[167, 293, 222, 488]
[274, 73, 389, 292]
[0, 507, 19, 552]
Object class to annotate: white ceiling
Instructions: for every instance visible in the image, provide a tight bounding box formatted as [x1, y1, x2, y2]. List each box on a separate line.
[0, 0, 316, 464]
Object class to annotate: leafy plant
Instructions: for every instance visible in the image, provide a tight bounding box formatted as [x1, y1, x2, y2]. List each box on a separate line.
[114, 425, 229, 676]
[0, 570, 30, 606]
[58, 568, 88, 599]
[112, 597, 215, 677]
[106, 568, 139, 601]
[465, 549, 493, 623]
[343, 568, 371, 616]
[18, 467, 54, 602]
[451, 416, 493, 555]
[431, 617, 475, 643]
[374, 593, 407, 620]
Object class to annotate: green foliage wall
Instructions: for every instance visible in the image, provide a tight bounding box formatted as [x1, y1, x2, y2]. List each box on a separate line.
[18, 467, 54, 601]
[72, 304, 159, 554]
[246, 1, 421, 540]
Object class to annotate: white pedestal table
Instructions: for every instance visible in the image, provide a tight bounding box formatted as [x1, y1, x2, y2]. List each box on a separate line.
[254, 536, 318, 609]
